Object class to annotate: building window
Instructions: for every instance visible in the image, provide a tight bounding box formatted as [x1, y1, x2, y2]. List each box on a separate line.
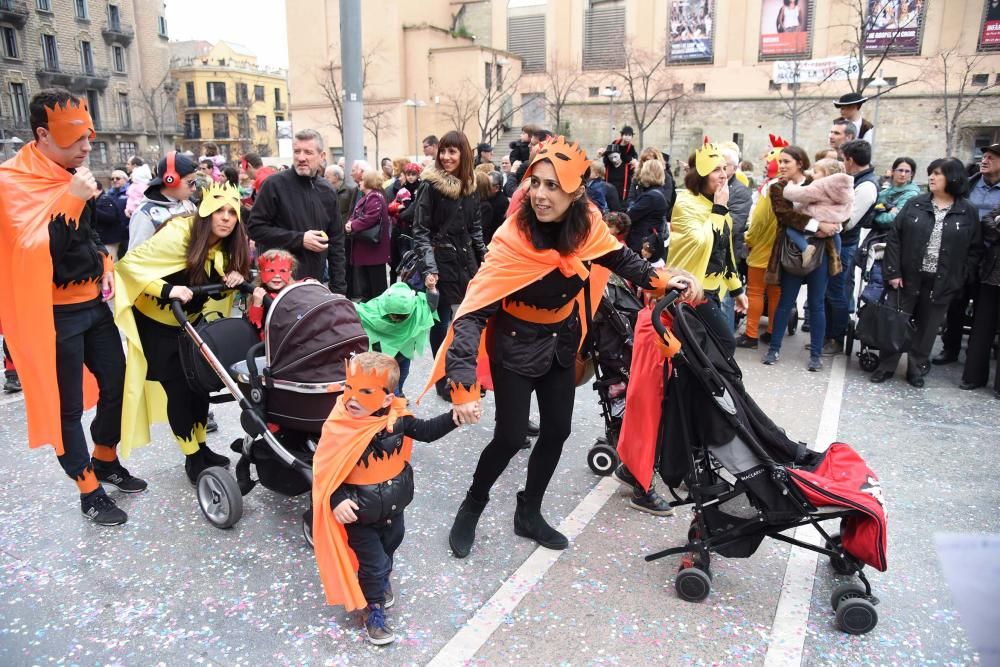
[80, 40, 94, 74]
[108, 4, 121, 31]
[273, 88, 281, 110]
[207, 81, 226, 106]
[693, 82, 706, 93]
[236, 83, 248, 104]
[588, 86, 599, 97]
[972, 73, 989, 87]
[184, 112, 201, 139]
[213, 112, 229, 138]
[255, 115, 267, 131]
[238, 113, 249, 137]
[1, 26, 18, 59]
[583, 2, 625, 71]
[274, 114, 284, 122]
[117, 141, 137, 163]
[10, 82, 28, 125]
[484, 62, 492, 90]
[91, 141, 109, 165]
[884, 76, 897, 86]
[74, 0, 88, 19]
[507, 13, 545, 73]
[769, 80, 781, 91]
[117, 92, 130, 128]
[112, 45, 125, 72]
[86, 89, 101, 129]
[254, 85, 264, 102]
[157, 15, 167, 37]
[41, 34, 58, 70]
[36, 0, 51, 11]
[185, 81, 195, 106]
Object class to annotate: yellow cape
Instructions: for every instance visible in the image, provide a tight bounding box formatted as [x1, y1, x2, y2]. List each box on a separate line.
[113, 216, 232, 457]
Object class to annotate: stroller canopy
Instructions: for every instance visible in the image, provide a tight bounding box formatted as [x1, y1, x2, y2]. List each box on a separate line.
[265, 282, 369, 384]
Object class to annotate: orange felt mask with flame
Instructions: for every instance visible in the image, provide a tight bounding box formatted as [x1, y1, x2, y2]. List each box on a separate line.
[523, 136, 590, 194]
[342, 358, 392, 413]
[45, 98, 96, 148]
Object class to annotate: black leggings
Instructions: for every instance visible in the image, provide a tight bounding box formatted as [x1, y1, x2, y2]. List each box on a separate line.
[159, 375, 210, 455]
[469, 359, 576, 502]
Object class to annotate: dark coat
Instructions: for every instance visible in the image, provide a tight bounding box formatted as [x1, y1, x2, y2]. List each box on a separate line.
[626, 185, 669, 252]
[94, 185, 130, 245]
[978, 205, 1000, 286]
[883, 194, 985, 304]
[247, 168, 347, 294]
[412, 166, 487, 303]
[727, 176, 753, 260]
[603, 181, 623, 212]
[483, 190, 509, 244]
[348, 189, 391, 266]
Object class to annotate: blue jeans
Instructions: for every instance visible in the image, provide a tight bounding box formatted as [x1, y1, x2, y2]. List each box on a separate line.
[768, 250, 831, 358]
[825, 241, 857, 341]
[720, 292, 736, 332]
[395, 353, 411, 396]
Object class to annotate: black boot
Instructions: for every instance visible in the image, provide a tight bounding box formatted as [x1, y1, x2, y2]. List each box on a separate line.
[185, 449, 209, 485]
[449, 492, 488, 558]
[513, 491, 568, 550]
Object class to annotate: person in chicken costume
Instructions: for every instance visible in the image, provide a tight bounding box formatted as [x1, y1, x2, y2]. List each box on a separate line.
[0, 88, 146, 526]
[422, 136, 701, 559]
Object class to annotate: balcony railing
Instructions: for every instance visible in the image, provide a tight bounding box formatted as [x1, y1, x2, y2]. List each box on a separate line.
[0, 0, 29, 28]
[101, 22, 134, 46]
[274, 102, 285, 111]
[36, 65, 110, 91]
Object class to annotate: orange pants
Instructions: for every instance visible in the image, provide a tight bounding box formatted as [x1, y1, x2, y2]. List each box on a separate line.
[745, 266, 780, 339]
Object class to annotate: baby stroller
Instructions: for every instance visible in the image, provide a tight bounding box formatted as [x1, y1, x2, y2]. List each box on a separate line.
[846, 230, 889, 372]
[172, 281, 368, 544]
[643, 292, 887, 635]
[585, 279, 644, 476]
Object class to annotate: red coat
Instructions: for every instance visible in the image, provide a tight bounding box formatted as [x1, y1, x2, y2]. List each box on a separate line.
[348, 189, 391, 266]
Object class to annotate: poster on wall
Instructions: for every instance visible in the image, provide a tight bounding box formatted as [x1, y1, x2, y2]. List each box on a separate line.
[981, 0, 1000, 51]
[759, 0, 812, 59]
[863, 0, 927, 55]
[669, 0, 715, 63]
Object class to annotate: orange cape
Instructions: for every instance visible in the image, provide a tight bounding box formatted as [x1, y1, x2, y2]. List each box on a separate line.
[0, 143, 99, 455]
[420, 207, 621, 401]
[312, 396, 413, 610]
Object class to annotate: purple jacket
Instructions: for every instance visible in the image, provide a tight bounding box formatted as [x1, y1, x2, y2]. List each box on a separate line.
[349, 189, 391, 266]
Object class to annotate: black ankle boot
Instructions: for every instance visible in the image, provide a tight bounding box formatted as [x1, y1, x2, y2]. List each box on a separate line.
[185, 449, 209, 485]
[449, 492, 488, 558]
[513, 491, 568, 550]
[199, 443, 231, 468]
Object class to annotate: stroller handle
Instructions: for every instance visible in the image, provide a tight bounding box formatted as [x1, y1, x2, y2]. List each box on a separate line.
[170, 282, 254, 326]
[650, 290, 683, 338]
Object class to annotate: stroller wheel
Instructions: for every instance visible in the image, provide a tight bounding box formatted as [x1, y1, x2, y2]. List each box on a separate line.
[587, 443, 619, 477]
[859, 351, 880, 373]
[829, 582, 867, 612]
[836, 597, 879, 635]
[788, 306, 798, 335]
[196, 467, 244, 529]
[829, 552, 857, 576]
[302, 509, 314, 549]
[675, 567, 712, 603]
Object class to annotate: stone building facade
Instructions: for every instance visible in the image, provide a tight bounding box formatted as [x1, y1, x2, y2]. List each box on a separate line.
[0, 0, 175, 171]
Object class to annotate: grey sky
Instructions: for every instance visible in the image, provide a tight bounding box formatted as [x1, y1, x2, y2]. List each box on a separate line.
[164, 0, 289, 69]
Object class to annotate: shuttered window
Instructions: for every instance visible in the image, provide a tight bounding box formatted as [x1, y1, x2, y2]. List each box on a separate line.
[583, 3, 625, 71]
[507, 14, 545, 73]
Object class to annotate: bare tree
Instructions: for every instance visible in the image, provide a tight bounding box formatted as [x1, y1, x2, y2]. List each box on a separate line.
[933, 47, 1000, 157]
[615, 42, 686, 148]
[363, 102, 395, 161]
[476, 58, 525, 144]
[829, 0, 918, 95]
[544, 57, 582, 136]
[315, 50, 375, 145]
[774, 61, 835, 144]
[136, 72, 178, 159]
[439, 81, 481, 134]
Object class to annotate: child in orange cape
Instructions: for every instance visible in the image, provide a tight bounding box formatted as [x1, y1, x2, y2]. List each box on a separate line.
[311, 352, 466, 646]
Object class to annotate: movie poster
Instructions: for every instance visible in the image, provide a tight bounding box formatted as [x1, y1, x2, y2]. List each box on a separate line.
[669, 0, 715, 64]
[863, 0, 926, 54]
[760, 0, 812, 59]
[981, 0, 1000, 50]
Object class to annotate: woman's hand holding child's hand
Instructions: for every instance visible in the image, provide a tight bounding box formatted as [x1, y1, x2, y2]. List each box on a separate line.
[452, 401, 481, 426]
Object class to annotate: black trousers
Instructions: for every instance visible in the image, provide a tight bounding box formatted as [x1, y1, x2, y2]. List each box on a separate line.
[53, 303, 125, 478]
[698, 293, 737, 358]
[355, 263, 388, 302]
[878, 274, 950, 377]
[941, 282, 978, 355]
[345, 514, 405, 605]
[962, 283, 1000, 390]
[469, 359, 576, 502]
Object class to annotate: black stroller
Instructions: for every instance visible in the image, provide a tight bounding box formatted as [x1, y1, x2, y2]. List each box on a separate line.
[172, 281, 368, 543]
[584, 279, 644, 476]
[845, 229, 890, 371]
[644, 293, 887, 635]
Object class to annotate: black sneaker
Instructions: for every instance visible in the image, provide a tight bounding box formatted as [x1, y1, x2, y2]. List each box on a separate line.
[759, 331, 772, 344]
[185, 450, 209, 485]
[612, 464, 641, 493]
[200, 445, 231, 468]
[629, 487, 674, 516]
[525, 419, 540, 437]
[735, 334, 758, 349]
[206, 411, 219, 433]
[3, 372, 21, 394]
[364, 603, 395, 645]
[93, 459, 148, 493]
[81, 490, 128, 526]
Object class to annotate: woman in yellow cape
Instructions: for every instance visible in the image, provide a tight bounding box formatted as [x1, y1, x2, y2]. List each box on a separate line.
[422, 137, 699, 559]
[114, 183, 250, 482]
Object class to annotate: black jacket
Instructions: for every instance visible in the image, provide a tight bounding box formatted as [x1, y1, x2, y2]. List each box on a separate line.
[483, 190, 510, 244]
[977, 204, 1000, 287]
[603, 181, 623, 213]
[626, 185, 670, 252]
[412, 166, 487, 303]
[883, 193, 985, 304]
[330, 412, 456, 524]
[247, 168, 347, 294]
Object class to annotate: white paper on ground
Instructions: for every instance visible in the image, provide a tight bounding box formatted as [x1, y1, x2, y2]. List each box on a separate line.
[934, 533, 1000, 667]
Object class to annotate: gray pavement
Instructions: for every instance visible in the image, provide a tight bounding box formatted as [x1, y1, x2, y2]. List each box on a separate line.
[0, 327, 997, 665]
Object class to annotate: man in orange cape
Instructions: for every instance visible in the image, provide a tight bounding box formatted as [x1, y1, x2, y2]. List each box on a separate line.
[0, 88, 145, 526]
[312, 352, 458, 645]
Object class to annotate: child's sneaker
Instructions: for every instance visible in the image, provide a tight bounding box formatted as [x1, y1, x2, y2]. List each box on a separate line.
[384, 580, 395, 609]
[364, 603, 395, 645]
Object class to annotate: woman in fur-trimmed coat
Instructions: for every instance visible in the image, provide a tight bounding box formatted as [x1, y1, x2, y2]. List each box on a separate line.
[412, 130, 488, 399]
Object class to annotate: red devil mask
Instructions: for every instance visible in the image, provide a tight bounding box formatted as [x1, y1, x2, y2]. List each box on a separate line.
[259, 255, 294, 288]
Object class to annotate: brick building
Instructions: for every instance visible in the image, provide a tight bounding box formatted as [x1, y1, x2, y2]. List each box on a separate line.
[0, 0, 175, 172]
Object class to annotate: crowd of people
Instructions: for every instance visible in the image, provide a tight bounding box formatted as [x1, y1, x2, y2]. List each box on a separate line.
[0, 85, 998, 645]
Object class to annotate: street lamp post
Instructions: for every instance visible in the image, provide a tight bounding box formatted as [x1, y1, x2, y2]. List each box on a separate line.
[403, 97, 426, 160]
[868, 70, 889, 152]
[600, 85, 620, 144]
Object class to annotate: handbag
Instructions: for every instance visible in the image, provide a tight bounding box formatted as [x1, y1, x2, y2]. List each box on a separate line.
[178, 313, 260, 394]
[779, 233, 825, 276]
[353, 215, 383, 244]
[855, 289, 915, 355]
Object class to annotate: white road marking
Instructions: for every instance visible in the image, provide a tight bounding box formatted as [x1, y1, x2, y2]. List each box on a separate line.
[427, 476, 618, 666]
[763, 354, 848, 667]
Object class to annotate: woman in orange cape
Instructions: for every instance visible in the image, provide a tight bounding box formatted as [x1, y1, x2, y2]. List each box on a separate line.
[422, 137, 698, 559]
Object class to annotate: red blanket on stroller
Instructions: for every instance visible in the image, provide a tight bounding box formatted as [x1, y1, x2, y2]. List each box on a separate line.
[787, 443, 888, 571]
